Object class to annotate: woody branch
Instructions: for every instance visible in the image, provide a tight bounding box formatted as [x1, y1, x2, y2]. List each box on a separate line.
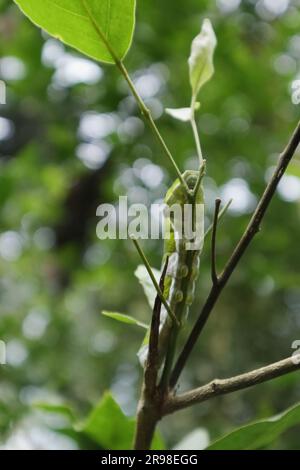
[170, 120, 300, 388]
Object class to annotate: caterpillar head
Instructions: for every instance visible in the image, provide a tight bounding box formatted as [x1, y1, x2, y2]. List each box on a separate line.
[183, 170, 200, 191]
[165, 170, 204, 206]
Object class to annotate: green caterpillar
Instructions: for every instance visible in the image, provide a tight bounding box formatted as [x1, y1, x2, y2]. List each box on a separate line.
[138, 170, 205, 368]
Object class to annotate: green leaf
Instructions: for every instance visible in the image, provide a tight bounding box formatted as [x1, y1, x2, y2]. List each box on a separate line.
[31, 394, 168, 450]
[80, 392, 135, 449]
[151, 432, 165, 451]
[134, 265, 161, 309]
[189, 18, 217, 104]
[13, 0, 136, 64]
[80, 392, 164, 450]
[34, 402, 100, 449]
[35, 402, 76, 422]
[207, 402, 300, 450]
[102, 311, 148, 329]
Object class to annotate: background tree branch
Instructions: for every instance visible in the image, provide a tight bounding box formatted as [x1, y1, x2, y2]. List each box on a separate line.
[164, 355, 300, 415]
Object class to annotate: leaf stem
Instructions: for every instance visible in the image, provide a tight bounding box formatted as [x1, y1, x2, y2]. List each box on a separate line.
[190, 97, 203, 166]
[116, 62, 188, 191]
[130, 237, 179, 326]
[204, 199, 232, 239]
[192, 160, 206, 200]
[81, 0, 187, 191]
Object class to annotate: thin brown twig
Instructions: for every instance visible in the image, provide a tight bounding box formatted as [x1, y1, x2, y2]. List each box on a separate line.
[133, 258, 169, 450]
[145, 257, 169, 393]
[164, 355, 300, 415]
[170, 120, 300, 388]
[211, 198, 221, 285]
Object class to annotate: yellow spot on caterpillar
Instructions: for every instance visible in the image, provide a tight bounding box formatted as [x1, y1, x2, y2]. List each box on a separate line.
[178, 265, 189, 278]
[174, 290, 184, 303]
[186, 294, 195, 306]
[191, 266, 199, 281]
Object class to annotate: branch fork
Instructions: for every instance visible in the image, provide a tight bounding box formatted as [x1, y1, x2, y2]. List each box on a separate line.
[170, 120, 300, 388]
[86, 3, 300, 445]
[133, 120, 300, 449]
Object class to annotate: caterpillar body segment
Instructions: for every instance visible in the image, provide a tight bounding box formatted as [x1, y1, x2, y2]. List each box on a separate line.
[138, 170, 205, 367]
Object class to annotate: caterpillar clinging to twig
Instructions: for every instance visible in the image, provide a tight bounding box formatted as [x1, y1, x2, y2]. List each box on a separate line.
[138, 169, 205, 368]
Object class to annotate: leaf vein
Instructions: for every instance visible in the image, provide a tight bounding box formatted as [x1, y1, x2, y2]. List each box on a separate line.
[49, 0, 86, 19]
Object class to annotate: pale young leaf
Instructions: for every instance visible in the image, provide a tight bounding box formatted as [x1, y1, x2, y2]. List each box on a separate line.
[189, 18, 217, 103]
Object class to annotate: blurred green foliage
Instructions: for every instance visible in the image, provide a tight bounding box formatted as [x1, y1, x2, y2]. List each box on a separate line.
[1, 0, 300, 449]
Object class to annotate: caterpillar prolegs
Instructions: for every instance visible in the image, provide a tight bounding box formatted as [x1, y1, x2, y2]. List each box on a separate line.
[138, 170, 205, 367]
